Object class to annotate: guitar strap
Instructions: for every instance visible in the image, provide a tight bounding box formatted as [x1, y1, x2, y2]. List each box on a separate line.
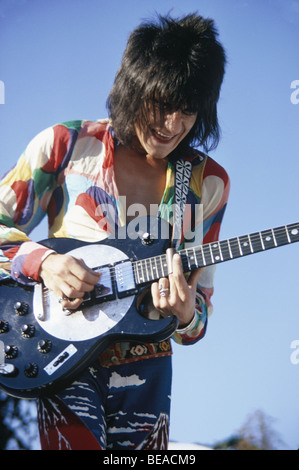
[172, 158, 192, 249]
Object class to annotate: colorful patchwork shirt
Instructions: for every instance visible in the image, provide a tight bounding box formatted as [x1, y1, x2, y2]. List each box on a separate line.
[0, 119, 230, 365]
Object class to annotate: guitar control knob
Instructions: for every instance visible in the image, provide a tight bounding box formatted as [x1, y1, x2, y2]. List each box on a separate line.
[24, 362, 38, 378]
[5, 345, 18, 359]
[38, 339, 52, 354]
[14, 301, 29, 316]
[21, 324, 35, 338]
[0, 320, 9, 334]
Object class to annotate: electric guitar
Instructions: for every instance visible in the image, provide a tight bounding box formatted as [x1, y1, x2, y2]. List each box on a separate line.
[0, 216, 298, 399]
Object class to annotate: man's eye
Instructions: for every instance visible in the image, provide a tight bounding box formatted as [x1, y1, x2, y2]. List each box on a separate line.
[182, 108, 196, 116]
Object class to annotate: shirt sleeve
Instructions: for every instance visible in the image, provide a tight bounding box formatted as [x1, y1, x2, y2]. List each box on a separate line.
[0, 124, 69, 285]
[172, 156, 230, 345]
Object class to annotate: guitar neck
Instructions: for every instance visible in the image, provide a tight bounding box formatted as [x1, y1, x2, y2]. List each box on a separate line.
[133, 222, 299, 285]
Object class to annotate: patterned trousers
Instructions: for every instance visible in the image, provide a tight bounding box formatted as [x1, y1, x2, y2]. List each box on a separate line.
[37, 355, 172, 450]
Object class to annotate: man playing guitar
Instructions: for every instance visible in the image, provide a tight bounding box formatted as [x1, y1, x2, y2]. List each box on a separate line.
[0, 13, 229, 449]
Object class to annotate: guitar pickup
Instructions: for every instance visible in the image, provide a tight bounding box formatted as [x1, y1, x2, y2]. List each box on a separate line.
[114, 260, 137, 298]
[93, 265, 115, 302]
[81, 261, 137, 306]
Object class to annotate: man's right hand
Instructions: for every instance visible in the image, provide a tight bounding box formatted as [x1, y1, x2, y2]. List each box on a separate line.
[39, 253, 101, 311]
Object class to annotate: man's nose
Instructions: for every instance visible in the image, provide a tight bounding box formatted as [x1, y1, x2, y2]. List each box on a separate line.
[164, 111, 183, 134]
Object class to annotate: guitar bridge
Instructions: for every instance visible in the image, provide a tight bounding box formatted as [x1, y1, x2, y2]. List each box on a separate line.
[82, 264, 116, 306]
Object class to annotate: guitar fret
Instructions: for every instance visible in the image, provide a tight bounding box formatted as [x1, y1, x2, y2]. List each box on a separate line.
[183, 248, 199, 271]
[202, 244, 212, 265]
[271, 228, 277, 247]
[195, 246, 206, 266]
[285, 225, 291, 243]
[209, 243, 215, 264]
[147, 259, 153, 280]
[250, 232, 264, 253]
[261, 229, 276, 250]
[286, 224, 299, 243]
[193, 247, 199, 267]
[155, 256, 163, 278]
[151, 258, 156, 279]
[201, 246, 207, 266]
[238, 235, 253, 256]
[288, 224, 298, 241]
[183, 251, 192, 271]
[135, 261, 142, 284]
[227, 238, 235, 257]
[144, 259, 150, 282]
[259, 232, 265, 250]
[151, 258, 157, 280]
[186, 253, 191, 271]
[248, 235, 254, 253]
[219, 240, 232, 261]
[228, 238, 243, 258]
[218, 242, 224, 261]
[191, 246, 204, 268]
[143, 260, 148, 281]
[160, 255, 168, 277]
[273, 226, 289, 246]
[132, 264, 137, 284]
[210, 241, 223, 263]
[237, 237, 243, 256]
[179, 252, 187, 272]
[154, 258, 160, 279]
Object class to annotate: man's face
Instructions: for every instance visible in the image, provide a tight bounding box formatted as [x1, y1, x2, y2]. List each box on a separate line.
[134, 104, 197, 159]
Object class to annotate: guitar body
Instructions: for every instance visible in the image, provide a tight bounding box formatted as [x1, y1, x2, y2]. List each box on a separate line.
[1, 214, 298, 398]
[0, 217, 178, 398]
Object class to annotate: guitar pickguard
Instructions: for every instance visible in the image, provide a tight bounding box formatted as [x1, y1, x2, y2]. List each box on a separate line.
[33, 244, 134, 342]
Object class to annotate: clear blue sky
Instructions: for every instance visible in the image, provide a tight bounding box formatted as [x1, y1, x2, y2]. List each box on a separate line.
[0, 0, 298, 450]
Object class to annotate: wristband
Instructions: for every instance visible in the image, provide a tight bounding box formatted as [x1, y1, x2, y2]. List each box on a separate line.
[41, 249, 56, 262]
[38, 250, 56, 280]
[176, 310, 199, 334]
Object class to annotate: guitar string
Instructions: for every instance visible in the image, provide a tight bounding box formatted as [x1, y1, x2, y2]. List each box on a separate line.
[96, 223, 299, 279]
[40, 224, 299, 297]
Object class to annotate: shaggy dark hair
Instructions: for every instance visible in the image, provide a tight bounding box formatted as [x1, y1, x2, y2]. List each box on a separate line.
[107, 13, 226, 153]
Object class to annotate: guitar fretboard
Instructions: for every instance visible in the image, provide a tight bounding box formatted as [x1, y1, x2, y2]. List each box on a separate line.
[133, 222, 299, 285]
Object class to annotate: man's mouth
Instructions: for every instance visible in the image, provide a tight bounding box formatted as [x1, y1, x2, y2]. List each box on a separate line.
[151, 128, 175, 142]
